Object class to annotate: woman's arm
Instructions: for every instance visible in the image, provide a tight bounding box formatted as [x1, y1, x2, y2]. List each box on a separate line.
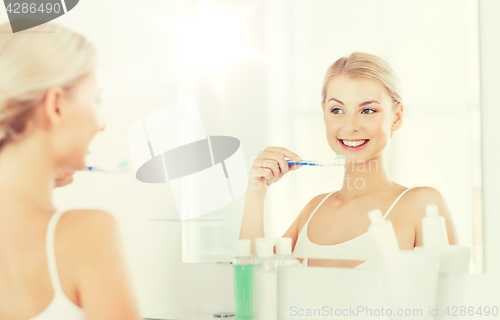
[239, 191, 267, 254]
[238, 146, 302, 254]
[61, 210, 141, 320]
[412, 187, 459, 247]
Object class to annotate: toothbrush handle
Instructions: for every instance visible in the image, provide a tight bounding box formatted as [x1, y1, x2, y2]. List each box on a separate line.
[286, 160, 318, 166]
[87, 166, 131, 173]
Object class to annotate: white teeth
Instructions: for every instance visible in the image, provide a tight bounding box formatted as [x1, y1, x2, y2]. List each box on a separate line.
[341, 140, 367, 147]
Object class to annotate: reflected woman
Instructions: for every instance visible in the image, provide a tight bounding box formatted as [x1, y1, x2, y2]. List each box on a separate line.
[239, 52, 458, 268]
[0, 22, 141, 319]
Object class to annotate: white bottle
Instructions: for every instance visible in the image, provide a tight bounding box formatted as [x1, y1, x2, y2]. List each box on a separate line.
[367, 209, 406, 310]
[422, 204, 449, 249]
[275, 237, 301, 267]
[368, 209, 401, 258]
[417, 204, 471, 273]
[253, 238, 278, 320]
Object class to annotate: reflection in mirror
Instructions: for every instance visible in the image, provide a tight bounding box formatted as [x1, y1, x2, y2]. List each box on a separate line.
[179, 0, 482, 273]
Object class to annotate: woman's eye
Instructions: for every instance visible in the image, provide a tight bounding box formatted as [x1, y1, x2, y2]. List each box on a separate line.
[330, 108, 376, 114]
[362, 108, 376, 114]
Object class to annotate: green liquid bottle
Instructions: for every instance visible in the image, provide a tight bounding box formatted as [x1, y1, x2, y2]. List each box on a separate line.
[233, 239, 254, 320]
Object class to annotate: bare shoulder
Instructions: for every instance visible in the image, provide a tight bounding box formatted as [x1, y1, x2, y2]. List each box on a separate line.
[402, 186, 458, 246]
[56, 210, 141, 318]
[405, 186, 445, 202]
[402, 186, 445, 218]
[56, 209, 121, 263]
[59, 208, 117, 224]
[57, 209, 118, 239]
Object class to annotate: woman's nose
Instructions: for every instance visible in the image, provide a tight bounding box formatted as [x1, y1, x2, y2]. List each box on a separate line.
[344, 114, 360, 132]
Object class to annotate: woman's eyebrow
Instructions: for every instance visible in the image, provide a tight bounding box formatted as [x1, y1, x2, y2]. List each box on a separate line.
[328, 98, 380, 107]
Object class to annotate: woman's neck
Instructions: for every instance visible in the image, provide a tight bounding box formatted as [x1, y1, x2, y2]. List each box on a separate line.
[337, 152, 393, 202]
[0, 135, 56, 217]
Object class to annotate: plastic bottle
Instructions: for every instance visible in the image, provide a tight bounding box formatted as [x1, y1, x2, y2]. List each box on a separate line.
[422, 204, 449, 249]
[233, 239, 254, 320]
[367, 209, 401, 258]
[416, 204, 471, 273]
[253, 237, 278, 320]
[367, 209, 405, 311]
[275, 237, 301, 267]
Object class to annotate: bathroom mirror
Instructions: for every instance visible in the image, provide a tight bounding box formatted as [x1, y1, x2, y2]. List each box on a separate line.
[176, 0, 483, 273]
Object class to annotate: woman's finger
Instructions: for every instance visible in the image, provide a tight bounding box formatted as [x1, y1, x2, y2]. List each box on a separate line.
[256, 167, 273, 180]
[264, 146, 302, 162]
[254, 158, 281, 177]
[256, 151, 289, 174]
[289, 164, 303, 171]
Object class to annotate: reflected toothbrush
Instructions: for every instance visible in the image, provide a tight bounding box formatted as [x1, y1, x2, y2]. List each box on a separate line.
[286, 155, 346, 167]
[86, 160, 132, 173]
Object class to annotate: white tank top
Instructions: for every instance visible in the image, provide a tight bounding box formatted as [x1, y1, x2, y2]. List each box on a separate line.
[293, 187, 415, 267]
[29, 211, 86, 320]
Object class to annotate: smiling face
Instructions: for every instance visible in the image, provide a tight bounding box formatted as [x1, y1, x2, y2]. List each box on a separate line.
[321, 75, 403, 163]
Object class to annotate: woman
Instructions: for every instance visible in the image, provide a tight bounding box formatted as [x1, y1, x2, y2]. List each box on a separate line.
[239, 52, 458, 268]
[0, 22, 141, 319]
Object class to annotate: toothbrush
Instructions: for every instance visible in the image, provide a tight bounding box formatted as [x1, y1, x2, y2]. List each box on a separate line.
[86, 160, 132, 173]
[86, 166, 131, 172]
[286, 155, 346, 167]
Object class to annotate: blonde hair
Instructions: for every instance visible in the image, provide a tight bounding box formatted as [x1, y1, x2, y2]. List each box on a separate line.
[322, 52, 403, 106]
[0, 21, 97, 151]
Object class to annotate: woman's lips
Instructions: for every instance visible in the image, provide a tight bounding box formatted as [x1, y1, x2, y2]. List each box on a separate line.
[338, 139, 369, 151]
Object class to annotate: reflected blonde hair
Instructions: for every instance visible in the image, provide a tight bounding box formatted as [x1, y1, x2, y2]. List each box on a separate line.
[322, 52, 403, 106]
[0, 21, 97, 151]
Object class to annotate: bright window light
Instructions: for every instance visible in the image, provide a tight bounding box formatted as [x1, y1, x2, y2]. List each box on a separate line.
[168, 1, 257, 79]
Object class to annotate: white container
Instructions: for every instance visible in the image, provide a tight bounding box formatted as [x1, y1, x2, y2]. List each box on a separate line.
[254, 238, 278, 320]
[418, 204, 471, 273]
[367, 209, 401, 259]
[422, 204, 449, 249]
[275, 237, 301, 267]
[381, 250, 440, 319]
[415, 245, 471, 273]
[368, 209, 440, 319]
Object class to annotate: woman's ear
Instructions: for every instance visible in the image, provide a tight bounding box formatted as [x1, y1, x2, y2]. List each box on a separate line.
[34, 86, 65, 130]
[322, 101, 326, 120]
[391, 102, 404, 132]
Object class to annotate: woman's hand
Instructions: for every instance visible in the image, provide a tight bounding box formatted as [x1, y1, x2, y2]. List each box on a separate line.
[55, 168, 76, 188]
[247, 146, 302, 195]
